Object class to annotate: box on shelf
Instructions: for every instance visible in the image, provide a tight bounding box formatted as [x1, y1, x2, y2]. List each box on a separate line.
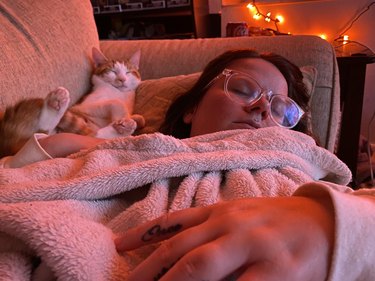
[166, 0, 190, 8]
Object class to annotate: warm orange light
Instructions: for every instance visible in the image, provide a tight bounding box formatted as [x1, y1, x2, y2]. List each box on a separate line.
[343, 35, 349, 44]
[319, 34, 327, 40]
[247, 3, 256, 11]
[275, 15, 284, 23]
[253, 13, 261, 20]
[265, 12, 271, 22]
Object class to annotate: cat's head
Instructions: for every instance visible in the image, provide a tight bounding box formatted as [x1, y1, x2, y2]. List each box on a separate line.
[91, 47, 141, 91]
[0, 98, 45, 158]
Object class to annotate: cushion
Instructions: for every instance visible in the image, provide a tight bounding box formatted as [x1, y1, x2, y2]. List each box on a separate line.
[0, 0, 99, 113]
[134, 72, 201, 134]
[134, 66, 317, 134]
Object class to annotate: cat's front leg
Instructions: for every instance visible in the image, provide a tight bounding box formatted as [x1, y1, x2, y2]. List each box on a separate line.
[95, 118, 137, 139]
[38, 87, 70, 134]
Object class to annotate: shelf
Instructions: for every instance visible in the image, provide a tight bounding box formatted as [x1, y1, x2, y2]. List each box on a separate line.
[93, 6, 192, 18]
[92, 2, 196, 40]
[91, 0, 220, 40]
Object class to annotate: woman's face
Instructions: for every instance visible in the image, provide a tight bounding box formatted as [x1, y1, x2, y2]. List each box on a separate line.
[184, 58, 289, 137]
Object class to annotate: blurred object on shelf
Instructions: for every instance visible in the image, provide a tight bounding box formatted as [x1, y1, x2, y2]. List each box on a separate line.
[166, 0, 190, 8]
[226, 22, 248, 37]
[248, 26, 274, 36]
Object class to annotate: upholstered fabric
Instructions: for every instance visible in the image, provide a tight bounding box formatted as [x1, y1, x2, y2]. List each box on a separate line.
[101, 36, 340, 151]
[0, 0, 339, 152]
[0, 0, 99, 110]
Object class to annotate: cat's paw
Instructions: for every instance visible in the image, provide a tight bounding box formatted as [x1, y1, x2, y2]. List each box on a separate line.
[46, 87, 70, 112]
[112, 118, 137, 135]
[95, 118, 136, 139]
[39, 87, 71, 133]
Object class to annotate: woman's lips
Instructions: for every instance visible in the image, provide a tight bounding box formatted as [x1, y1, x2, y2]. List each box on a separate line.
[232, 121, 260, 129]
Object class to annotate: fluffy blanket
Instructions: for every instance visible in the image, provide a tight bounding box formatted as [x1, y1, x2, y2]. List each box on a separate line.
[0, 128, 351, 280]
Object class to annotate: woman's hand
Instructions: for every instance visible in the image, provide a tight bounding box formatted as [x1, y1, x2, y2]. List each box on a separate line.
[115, 196, 334, 281]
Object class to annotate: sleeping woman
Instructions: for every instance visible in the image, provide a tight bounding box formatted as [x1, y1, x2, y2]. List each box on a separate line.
[1, 49, 373, 281]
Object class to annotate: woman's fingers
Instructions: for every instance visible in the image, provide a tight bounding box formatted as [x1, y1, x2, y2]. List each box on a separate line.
[115, 206, 210, 251]
[130, 234, 251, 281]
[127, 221, 221, 281]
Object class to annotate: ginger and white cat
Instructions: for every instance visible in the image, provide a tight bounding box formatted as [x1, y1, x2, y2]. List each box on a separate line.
[0, 47, 145, 158]
[57, 47, 145, 138]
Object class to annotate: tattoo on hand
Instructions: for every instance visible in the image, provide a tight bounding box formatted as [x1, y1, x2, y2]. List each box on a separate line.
[153, 263, 174, 281]
[142, 223, 182, 242]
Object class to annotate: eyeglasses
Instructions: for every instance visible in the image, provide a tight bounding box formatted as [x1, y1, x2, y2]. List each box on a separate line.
[206, 68, 305, 129]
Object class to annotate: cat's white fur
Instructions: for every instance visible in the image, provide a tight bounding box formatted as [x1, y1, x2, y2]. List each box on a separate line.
[57, 47, 144, 138]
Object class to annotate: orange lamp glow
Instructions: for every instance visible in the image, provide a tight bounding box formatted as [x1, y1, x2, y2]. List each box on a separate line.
[275, 15, 284, 23]
[343, 35, 349, 44]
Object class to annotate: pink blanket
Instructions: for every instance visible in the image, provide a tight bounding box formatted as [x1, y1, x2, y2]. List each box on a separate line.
[0, 128, 351, 280]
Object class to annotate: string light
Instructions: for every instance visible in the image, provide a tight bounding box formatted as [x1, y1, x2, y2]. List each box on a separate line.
[246, 1, 282, 31]
[343, 35, 349, 44]
[275, 15, 284, 24]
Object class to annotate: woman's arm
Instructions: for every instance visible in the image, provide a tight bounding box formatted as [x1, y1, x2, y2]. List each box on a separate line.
[38, 133, 105, 158]
[1, 133, 105, 168]
[115, 194, 334, 281]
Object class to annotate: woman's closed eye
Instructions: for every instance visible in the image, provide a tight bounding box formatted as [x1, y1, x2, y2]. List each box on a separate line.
[228, 83, 258, 99]
[231, 87, 253, 97]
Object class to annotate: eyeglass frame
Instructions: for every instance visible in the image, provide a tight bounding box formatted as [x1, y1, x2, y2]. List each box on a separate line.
[204, 68, 305, 129]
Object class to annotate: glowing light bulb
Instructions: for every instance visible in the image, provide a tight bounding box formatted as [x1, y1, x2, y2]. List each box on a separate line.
[319, 34, 327, 40]
[275, 15, 284, 23]
[264, 12, 271, 22]
[343, 35, 349, 44]
[253, 13, 261, 20]
[247, 3, 256, 11]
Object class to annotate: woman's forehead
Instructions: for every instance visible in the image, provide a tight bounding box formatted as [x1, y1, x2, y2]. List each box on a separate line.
[227, 58, 287, 91]
[227, 58, 279, 75]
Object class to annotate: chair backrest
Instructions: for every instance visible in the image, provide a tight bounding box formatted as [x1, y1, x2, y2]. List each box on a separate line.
[0, 0, 100, 112]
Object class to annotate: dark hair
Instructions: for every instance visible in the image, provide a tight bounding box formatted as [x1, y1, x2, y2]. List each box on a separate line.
[159, 49, 312, 139]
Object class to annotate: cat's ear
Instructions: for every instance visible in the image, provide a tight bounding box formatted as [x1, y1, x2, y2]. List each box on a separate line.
[129, 50, 141, 70]
[92, 47, 109, 67]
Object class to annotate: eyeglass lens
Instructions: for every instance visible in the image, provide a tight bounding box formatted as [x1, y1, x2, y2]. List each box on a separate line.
[225, 73, 301, 128]
[270, 96, 300, 128]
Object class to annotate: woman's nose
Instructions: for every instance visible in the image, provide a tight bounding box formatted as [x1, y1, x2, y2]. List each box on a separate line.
[244, 95, 270, 120]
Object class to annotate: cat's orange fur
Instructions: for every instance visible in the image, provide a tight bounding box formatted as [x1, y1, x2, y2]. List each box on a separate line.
[0, 87, 70, 158]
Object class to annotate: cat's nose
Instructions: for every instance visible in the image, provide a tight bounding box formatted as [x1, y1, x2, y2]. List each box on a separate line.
[117, 77, 126, 83]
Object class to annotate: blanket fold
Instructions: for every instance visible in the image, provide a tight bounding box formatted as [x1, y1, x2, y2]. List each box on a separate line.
[0, 128, 351, 280]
